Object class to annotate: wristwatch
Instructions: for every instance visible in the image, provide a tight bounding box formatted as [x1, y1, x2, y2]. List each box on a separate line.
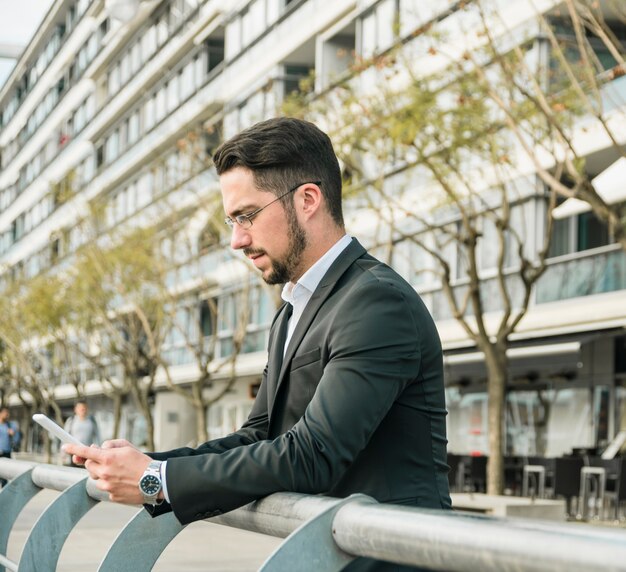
[138, 460, 163, 505]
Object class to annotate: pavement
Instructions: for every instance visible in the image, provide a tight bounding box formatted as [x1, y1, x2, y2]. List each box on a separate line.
[6, 489, 282, 571]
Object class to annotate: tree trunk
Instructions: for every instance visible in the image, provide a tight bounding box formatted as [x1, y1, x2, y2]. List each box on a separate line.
[112, 393, 123, 439]
[144, 403, 155, 451]
[193, 382, 208, 443]
[129, 379, 155, 450]
[44, 433, 53, 464]
[484, 344, 508, 495]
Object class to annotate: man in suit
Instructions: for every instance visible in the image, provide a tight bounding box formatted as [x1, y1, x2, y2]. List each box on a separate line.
[66, 117, 451, 569]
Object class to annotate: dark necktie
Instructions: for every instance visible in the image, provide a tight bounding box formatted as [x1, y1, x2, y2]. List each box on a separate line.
[278, 302, 293, 354]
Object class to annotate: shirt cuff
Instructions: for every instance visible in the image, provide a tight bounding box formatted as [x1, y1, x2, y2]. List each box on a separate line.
[160, 460, 170, 503]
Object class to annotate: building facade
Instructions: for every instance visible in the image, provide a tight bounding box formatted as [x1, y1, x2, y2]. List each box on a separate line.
[0, 0, 625, 458]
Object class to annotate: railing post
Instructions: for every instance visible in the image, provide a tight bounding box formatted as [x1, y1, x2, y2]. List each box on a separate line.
[97, 509, 184, 571]
[0, 468, 40, 572]
[17, 476, 98, 572]
[259, 494, 376, 572]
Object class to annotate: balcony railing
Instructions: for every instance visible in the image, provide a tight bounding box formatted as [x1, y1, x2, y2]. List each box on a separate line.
[536, 246, 626, 304]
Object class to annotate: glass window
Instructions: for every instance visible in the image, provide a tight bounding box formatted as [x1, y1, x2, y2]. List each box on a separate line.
[446, 389, 489, 455]
[120, 54, 130, 85]
[218, 293, 237, 332]
[165, 152, 179, 186]
[549, 217, 572, 257]
[206, 37, 225, 73]
[115, 190, 126, 222]
[74, 104, 85, 133]
[167, 75, 180, 111]
[86, 94, 95, 120]
[87, 35, 97, 61]
[169, 0, 183, 31]
[135, 174, 149, 209]
[127, 181, 137, 215]
[225, 18, 241, 59]
[109, 130, 119, 161]
[119, 119, 128, 150]
[549, 208, 611, 257]
[108, 65, 120, 96]
[200, 298, 216, 337]
[157, 16, 168, 46]
[241, 8, 252, 48]
[194, 52, 205, 85]
[143, 25, 157, 59]
[360, 0, 396, 58]
[155, 88, 166, 121]
[248, 0, 265, 43]
[207, 404, 224, 440]
[360, 10, 377, 58]
[105, 201, 115, 227]
[128, 111, 139, 143]
[131, 42, 141, 74]
[144, 96, 155, 130]
[180, 61, 194, 100]
[577, 211, 609, 252]
[478, 217, 499, 271]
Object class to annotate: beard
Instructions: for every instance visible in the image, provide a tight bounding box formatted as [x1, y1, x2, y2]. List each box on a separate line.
[245, 217, 307, 285]
[265, 216, 307, 284]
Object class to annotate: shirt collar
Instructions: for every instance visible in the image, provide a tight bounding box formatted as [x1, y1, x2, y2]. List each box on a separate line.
[282, 235, 352, 304]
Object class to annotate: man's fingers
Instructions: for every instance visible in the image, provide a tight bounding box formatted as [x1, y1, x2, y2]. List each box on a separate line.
[101, 439, 133, 449]
[63, 443, 103, 461]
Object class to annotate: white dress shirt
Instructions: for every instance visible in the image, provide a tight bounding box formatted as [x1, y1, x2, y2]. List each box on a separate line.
[280, 234, 352, 352]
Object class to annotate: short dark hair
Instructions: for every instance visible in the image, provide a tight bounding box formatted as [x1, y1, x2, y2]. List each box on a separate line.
[213, 117, 344, 227]
[75, 400, 87, 407]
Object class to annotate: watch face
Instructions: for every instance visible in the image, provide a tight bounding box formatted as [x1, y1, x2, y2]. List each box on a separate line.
[140, 474, 161, 496]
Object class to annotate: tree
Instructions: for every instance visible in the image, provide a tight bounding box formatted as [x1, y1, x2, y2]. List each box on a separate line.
[283, 0, 625, 493]
[71, 227, 167, 449]
[473, 0, 626, 250]
[0, 283, 66, 460]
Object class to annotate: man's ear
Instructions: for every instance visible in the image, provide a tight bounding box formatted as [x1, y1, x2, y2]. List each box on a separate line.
[297, 182, 323, 220]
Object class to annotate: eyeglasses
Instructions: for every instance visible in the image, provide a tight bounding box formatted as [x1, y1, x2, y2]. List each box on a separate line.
[224, 181, 321, 229]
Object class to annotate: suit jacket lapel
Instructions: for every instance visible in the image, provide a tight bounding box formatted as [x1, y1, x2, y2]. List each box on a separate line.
[270, 238, 366, 412]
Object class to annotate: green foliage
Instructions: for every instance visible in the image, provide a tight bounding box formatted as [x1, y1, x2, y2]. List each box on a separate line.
[68, 226, 165, 329]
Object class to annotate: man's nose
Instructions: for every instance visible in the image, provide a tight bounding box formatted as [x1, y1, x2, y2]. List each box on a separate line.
[230, 223, 252, 250]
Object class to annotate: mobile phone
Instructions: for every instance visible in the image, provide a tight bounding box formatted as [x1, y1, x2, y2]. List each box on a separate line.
[32, 413, 84, 446]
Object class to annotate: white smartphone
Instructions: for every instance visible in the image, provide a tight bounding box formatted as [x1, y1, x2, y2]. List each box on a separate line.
[33, 413, 84, 446]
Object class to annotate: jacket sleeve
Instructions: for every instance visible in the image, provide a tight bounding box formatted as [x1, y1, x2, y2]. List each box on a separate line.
[149, 363, 271, 462]
[165, 279, 422, 524]
[144, 364, 271, 518]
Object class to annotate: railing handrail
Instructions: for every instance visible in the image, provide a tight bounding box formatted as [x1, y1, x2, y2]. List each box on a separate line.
[2, 458, 626, 571]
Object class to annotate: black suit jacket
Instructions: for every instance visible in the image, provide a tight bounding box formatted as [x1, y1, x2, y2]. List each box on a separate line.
[151, 239, 451, 524]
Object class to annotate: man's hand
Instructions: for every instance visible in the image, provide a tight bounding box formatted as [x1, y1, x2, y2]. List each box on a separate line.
[63, 441, 153, 505]
[67, 438, 137, 466]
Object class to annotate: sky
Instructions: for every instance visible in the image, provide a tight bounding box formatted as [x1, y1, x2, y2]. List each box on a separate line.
[0, 0, 55, 90]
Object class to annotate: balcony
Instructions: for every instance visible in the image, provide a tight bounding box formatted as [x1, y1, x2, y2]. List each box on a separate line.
[536, 245, 626, 304]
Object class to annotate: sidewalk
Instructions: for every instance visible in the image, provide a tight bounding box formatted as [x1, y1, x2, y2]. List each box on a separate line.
[7, 489, 282, 571]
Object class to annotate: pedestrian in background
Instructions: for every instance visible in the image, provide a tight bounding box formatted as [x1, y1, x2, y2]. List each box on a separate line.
[64, 400, 100, 447]
[0, 406, 21, 486]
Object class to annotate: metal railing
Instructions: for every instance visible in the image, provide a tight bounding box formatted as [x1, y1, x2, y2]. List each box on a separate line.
[2, 458, 626, 571]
